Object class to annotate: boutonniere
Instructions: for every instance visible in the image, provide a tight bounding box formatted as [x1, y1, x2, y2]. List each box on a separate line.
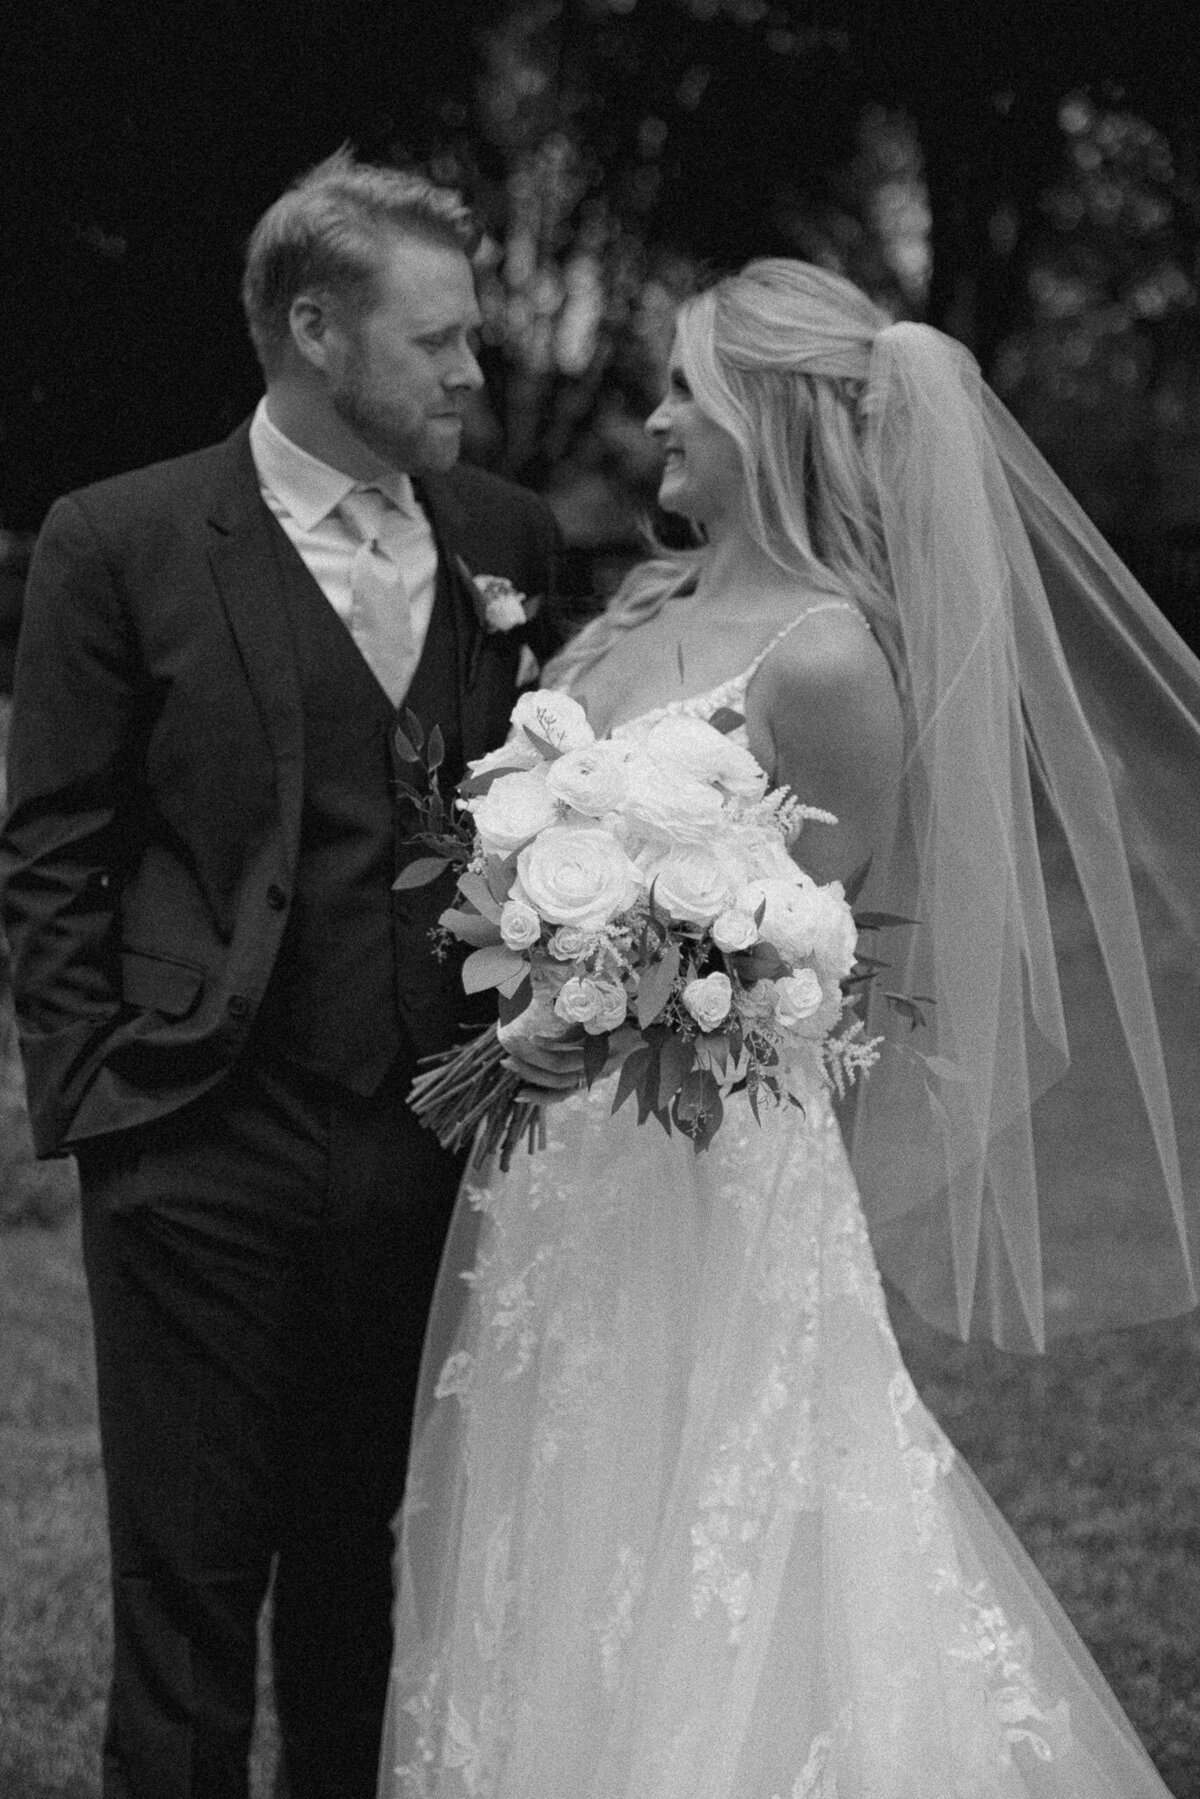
[456, 556, 541, 635]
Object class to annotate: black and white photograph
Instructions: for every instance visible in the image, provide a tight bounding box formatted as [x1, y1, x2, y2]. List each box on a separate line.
[2, 4, 1200, 1796]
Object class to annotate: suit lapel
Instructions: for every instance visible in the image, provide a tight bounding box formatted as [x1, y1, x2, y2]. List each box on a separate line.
[205, 426, 305, 870]
[416, 473, 489, 754]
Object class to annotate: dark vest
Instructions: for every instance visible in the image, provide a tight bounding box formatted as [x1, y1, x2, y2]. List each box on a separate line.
[252, 542, 471, 1094]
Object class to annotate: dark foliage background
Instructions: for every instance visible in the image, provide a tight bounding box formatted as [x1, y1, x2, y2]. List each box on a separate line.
[3, 0, 1199, 645]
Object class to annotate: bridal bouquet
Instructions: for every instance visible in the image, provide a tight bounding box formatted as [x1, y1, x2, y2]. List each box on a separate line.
[397, 692, 888, 1170]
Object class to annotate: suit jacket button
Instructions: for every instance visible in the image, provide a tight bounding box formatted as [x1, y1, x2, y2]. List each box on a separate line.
[228, 994, 251, 1020]
[266, 884, 287, 910]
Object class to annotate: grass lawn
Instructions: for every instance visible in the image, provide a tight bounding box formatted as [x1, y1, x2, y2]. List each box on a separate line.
[3, 1207, 1199, 1796]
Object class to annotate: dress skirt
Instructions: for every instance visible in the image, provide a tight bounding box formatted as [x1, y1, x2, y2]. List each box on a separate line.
[378, 1079, 1174, 1798]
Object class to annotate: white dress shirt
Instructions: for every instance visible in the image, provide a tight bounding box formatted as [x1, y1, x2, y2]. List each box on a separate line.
[247, 398, 439, 673]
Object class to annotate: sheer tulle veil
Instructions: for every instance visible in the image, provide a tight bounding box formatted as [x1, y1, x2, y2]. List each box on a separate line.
[843, 314, 1200, 1350]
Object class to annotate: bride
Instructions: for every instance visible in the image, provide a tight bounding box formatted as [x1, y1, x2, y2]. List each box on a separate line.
[378, 261, 1200, 1796]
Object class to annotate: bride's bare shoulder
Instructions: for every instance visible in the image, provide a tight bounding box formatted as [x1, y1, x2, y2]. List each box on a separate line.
[752, 604, 897, 717]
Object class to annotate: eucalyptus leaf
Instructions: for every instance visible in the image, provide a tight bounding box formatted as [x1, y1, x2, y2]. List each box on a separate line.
[462, 945, 527, 994]
[392, 856, 450, 890]
[582, 1031, 611, 1088]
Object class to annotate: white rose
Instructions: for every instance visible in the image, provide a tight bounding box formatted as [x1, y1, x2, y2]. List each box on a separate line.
[511, 690, 595, 755]
[712, 907, 759, 952]
[469, 769, 560, 856]
[499, 898, 543, 950]
[739, 875, 821, 962]
[548, 923, 603, 962]
[554, 975, 629, 1034]
[642, 843, 742, 925]
[517, 826, 642, 927]
[807, 882, 859, 981]
[682, 972, 733, 1031]
[622, 753, 726, 846]
[772, 968, 824, 1027]
[544, 741, 630, 817]
[643, 714, 768, 798]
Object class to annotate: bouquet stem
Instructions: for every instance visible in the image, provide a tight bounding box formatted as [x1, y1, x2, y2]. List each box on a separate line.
[410, 1025, 547, 1174]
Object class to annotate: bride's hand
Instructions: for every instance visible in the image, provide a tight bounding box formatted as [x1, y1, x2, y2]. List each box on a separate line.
[501, 1032, 586, 1100]
[501, 1023, 642, 1102]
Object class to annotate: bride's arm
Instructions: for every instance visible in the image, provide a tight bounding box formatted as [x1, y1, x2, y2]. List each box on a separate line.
[745, 610, 904, 887]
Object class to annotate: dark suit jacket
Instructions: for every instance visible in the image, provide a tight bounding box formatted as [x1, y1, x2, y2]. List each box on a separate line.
[0, 422, 561, 1156]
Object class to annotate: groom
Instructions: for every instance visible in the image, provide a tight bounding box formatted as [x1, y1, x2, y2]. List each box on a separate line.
[0, 152, 560, 1798]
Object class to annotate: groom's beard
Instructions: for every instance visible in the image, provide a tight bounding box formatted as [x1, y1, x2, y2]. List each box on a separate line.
[329, 343, 462, 476]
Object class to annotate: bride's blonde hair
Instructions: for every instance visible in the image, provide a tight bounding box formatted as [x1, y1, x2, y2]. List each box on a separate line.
[545, 259, 903, 688]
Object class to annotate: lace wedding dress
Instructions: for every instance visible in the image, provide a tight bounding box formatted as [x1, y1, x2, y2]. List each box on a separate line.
[378, 643, 1176, 1799]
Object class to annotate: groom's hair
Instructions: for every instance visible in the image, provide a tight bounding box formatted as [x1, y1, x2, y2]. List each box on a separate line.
[242, 146, 479, 372]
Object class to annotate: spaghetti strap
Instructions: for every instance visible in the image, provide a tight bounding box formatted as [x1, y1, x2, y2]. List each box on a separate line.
[739, 598, 868, 686]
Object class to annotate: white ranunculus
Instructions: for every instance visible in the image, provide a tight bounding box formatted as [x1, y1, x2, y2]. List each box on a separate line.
[622, 753, 726, 846]
[711, 907, 759, 952]
[499, 897, 543, 951]
[643, 843, 743, 925]
[739, 875, 821, 962]
[643, 714, 768, 799]
[772, 968, 824, 1027]
[545, 740, 631, 817]
[554, 974, 629, 1034]
[469, 769, 560, 857]
[734, 829, 806, 884]
[467, 737, 542, 778]
[511, 689, 595, 755]
[517, 826, 642, 927]
[807, 881, 859, 981]
[682, 971, 733, 1031]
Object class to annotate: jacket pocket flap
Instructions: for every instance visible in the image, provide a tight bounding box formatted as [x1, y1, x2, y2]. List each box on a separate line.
[120, 947, 205, 1017]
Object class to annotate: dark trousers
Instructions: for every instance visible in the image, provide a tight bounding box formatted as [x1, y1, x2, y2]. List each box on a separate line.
[78, 1049, 465, 1799]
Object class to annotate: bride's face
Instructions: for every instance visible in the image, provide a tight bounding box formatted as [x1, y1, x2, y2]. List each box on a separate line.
[646, 339, 746, 535]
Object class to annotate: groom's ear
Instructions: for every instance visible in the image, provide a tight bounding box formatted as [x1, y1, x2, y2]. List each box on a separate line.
[288, 291, 337, 372]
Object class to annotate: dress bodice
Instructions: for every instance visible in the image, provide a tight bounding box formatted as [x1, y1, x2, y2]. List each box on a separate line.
[591, 599, 866, 746]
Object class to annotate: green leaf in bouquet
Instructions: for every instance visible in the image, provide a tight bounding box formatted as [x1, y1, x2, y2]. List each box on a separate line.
[853, 911, 919, 932]
[647, 881, 673, 929]
[753, 896, 767, 927]
[462, 945, 527, 994]
[673, 1069, 723, 1151]
[843, 855, 872, 906]
[459, 766, 509, 800]
[613, 1044, 653, 1115]
[457, 871, 503, 923]
[655, 1028, 695, 1111]
[522, 726, 565, 762]
[636, 941, 681, 1029]
[885, 991, 935, 1031]
[705, 1030, 730, 1077]
[427, 789, 445, 833]
[497, 974, 534, 1026]
[582, 1031, 611, 1089]
[427, 724, 445, 772]
[393, 725, 422, 764]
[485, 853, 520, 905]
[393, 856, 452, 890]
[394, 778, 426, 807]
[439, 907, 502, 948]
[403, 708, 426, 753]
[707, 707, 746, 736]
[731, 941, 788, 982]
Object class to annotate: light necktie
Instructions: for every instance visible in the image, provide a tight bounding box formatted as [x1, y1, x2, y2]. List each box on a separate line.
[337, 485, 420, 707]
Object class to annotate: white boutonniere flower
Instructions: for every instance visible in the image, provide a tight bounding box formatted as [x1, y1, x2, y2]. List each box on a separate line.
[456, 556, 539, 634]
